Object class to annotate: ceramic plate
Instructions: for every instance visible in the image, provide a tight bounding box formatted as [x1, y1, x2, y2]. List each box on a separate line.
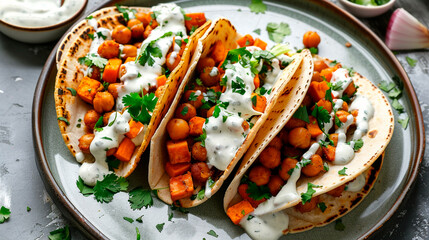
[33, 0, 425, 239]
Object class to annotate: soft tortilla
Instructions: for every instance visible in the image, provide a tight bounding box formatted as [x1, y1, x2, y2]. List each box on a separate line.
[54, 6, 211, 177]
[148, 18, 308, 207]
[224, 57, 394, 214]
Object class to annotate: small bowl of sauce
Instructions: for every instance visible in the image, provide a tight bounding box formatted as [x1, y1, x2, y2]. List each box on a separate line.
[339, 0, 396, 18]
[0, 0, 87, 43]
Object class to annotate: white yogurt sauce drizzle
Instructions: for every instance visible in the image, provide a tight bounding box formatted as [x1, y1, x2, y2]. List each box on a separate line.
[349, 94, 374, 140]
[79, 112, 131, 186]
[346, 173, 366, 192]
[0, 0, 85, 27]
[330, 68, 353, 98]
[240, 212, 289, 240]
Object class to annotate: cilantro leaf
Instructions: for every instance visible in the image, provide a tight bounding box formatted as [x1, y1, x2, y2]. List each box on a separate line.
[335, 114, 342, 128]
[93, 173, 129, 203]
[137, 32, 173, 66]
[379, 81, 396, 92]
[325, 88, 333, 103]
[249, 0, 266, 14]
[156, 223, 165, 233]
[300, 182, 321, 204]
[293, 106, 309, 123]
[323, 162, 330, 172]
[338, 167, 348, 176]
[353, 139, 364, 151]
[309, 47, 318, 54]
[335, 219, 345, 231]
[406, 56, 418, 67]
[194, 129, 207, 147]
[106, 155, 120, 171]
[180, 106, 189, 116]
[207, 230, 219, 238]
[398, 115, 409, 129]
[0, 206, 11, 223]
[57, 117, 70, 126]
[311, 103, 331, 129]
[136, 227, 141, 240]
[48, 226, 70, 240]
[123, 216, 134, 223]
[253, 28, 261, 35]
[388, 87, 402, 99]
[392, 99, 404, 113]
[247, 215, 255, 220]
[27, 206, 31, 212]
[129, 187, 154, 210]
[299, 158, 312, 168]
[266, 22, 291, 43]
[317, 202, 327, 212]
[220, 47, 252, 69]
[94, 116, 104, 132]
[78, 53, 108, 68]
[123, 92, 158, 124]
[76, 177, 94, 196]
[66, 87, 77, 96]
[246, 182, 272, 201]
[116, 4, 137, 22]
[171, 204, 189, 214]
[251, 94, 257, 107]
[188, 92, 198, 101]
[207, 177, 216, 189]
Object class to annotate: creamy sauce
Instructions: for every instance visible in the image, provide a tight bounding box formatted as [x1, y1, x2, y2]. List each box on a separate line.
[204, 109, 247, 171]
[0, 0, 85, 27]
[240, 212, 289, 240]
[79, 112, 130, 186]
[333, 114, 355, 165]
[330, 68, 353, 98]
[346, 173, 366, 192]
[75, 152, 84, 163]
[349, 94, 374, 140]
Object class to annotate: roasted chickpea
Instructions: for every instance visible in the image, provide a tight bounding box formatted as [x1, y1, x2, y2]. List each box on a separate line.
[127, 19, 144, 40]
[93, 92, 115, 113]
[288, 127, 311, 149]
[295, 195, 320, 213]
[107, 83, 121, 99]
[143, 25, 153, 39]
[184, 90, 204, 109]
[167, 118, 190, 140]
[135, 12, 149, 27]
[249, 165, 271, 186]
[78, 133, 94, 153]
[121, 45, 137, 60]
[284, 117, 306, 130]
[259, 147, 281, 169]
[84, 109, 101, 131]
[112, 25, 131, 44]
[166, 52, 181, 72]
[278, 130, 289, 145]
[268, 136, 283, 150]
[98, 40, 120, 59]
[89, 66, 101, 80]
[301, 154, 324, 177]
[191, 162, 212, 185]
[279, 157, 298, 181]
[327, 184, 345, 197]
[267, 175, 284, 196]
[197, 57, 215, 73]
[103, 111, 115, 126]
[192, 142, 207, 161]
[303, 31, 321, 48]
[175, 103, 197, 121]
[200, 66, 220, 87]
[134, 42, 143, 48]
[282, 146, 304, 159]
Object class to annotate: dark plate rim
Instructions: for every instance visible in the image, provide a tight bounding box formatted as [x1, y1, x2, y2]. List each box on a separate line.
[32, 0, 425, 239]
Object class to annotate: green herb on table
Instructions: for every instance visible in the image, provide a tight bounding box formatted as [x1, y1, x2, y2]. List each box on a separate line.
[0, 206, 11, 223]
[406, 56, 418, 67]
[48, 226, 71, 240]
[123, 216, 134, 223]
[301, 183, 321, 204]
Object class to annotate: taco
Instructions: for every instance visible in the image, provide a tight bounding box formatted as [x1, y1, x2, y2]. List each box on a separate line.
[223, 55, 394, 239]
[55, 3, 211, 186]
[148, 18, 313, 207]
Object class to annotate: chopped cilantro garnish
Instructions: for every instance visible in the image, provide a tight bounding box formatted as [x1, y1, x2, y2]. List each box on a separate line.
[76, 177, 94, 196]
[388, 87, 402, 99]
[213, 105, 221, 118]
[338, 167, 348, 176]
[87, 33, 94, 40]
[299, 158, 312, 168]
[136, 227, 141, 240]
[231, 76, 246, 95]
[97, 32, 107, 40]
[301, 183, 321, 204]
[251, 94, 257, 107]
[317, 202, 327, 212]
[94, 116, 104, 132]
[92, 173, 128, 203]
[27, 206, 31, 212]
[293, 106, 310, 123]
[311, 103, 331, 129]
[188, 92, 198, 101]
[116, 4, 137, 22]
[48, 226, 70, 240]
[123, 216, 134, 223]
[353, 139, 364, 151]
[101, 136, 112, 141]
[0, 206, 11, 223]
[392, 99, 404, 112]
[379, 81, 396, 92]
[398, 115, 409, 129]
[406, 56, 418, 67]
[266, 22, 291, 43]
[57, 117, 70, 126]
[86, 16, 94, 20]
[175, 39, 182, 47]
[335, 219, 345, 231]
[197, 189, 205, 200]
[255, 87, 268, 95]
[66, 87, 77, 96]
[190, 26, 198, 35]
[129, 187, 154, 210]
[334, 114, 342, 128]
[78, 53, 108, 69]
[249, 0, 266, 14]
[253, 28, 261, 35]
[168, 212, 174, 221]
[220, 75, 227, 86]
[323, 162, 329, 172]
[137, 32, 173, 66]
[123, 92, 158, 124]
[247, 215, 255, 220]
[106, 155, 120, 171]
[207, 230, 219, 238]
[171, 204, 190, 214]
[246, 182, 271, 201]
[181, 106, 189, 116]
[136, 215, 143, 223]
[309, 47, 318, 54]
[287, 168, 295, 176]
[195, 78, 203, 86]
[194, 129, 207, 147]
[325, 88, 333, 103]
[220, 47, 252, 69]
[156, 223, 165, 233]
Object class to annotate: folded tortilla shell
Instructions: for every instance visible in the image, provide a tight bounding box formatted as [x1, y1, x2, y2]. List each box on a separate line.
[54, 7, 211, 177]
[149, 18, 307, 207]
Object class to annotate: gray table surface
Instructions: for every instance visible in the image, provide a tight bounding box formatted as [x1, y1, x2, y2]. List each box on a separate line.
[0, 0, 428, 239]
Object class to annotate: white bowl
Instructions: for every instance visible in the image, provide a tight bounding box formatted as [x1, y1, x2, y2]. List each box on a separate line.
[0, 0, 87, 44]
[339, 0, 396, 18]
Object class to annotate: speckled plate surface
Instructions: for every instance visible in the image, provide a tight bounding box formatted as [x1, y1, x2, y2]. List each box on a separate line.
[33, 0, 424, 239]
